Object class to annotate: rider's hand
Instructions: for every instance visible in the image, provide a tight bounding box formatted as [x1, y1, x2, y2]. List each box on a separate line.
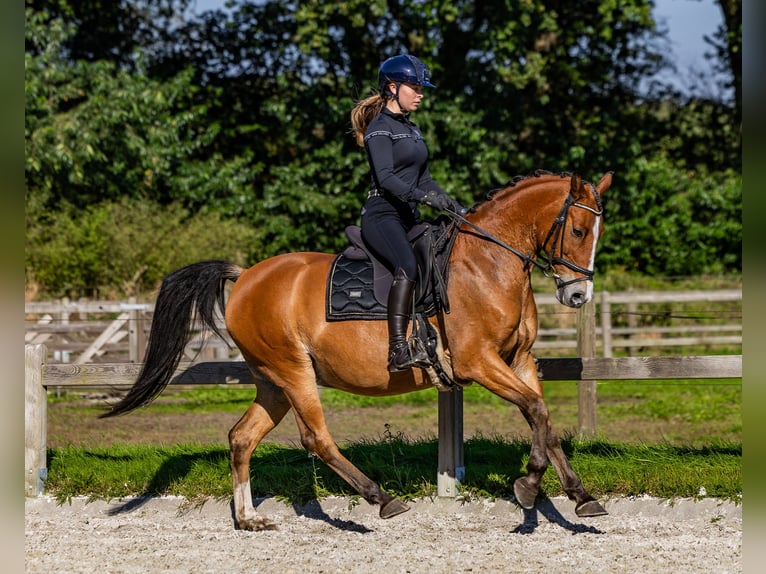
[422, 190, 466, 214]
[421, 190, 451, 211]
[450, 199, 468, 215]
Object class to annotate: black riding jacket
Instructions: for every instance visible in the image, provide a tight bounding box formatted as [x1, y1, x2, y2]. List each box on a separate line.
[362, 108, 446, 219]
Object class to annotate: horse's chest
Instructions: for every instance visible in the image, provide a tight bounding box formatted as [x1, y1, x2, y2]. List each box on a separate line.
[499, 304, 538, 352]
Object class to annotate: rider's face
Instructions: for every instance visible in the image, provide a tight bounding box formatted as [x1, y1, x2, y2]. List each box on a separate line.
[391, 82, 424, 112]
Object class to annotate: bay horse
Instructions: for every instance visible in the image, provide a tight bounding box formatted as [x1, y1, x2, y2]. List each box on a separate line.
[101, 170, 613, 531]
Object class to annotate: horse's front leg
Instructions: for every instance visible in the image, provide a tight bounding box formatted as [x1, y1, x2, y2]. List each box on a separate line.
[229, 380, 292, 531]
[462, 353, 552, 509]
[512, 353, 607, 517]
[511, 396, 553, 509]
[544, 432, 608, 516]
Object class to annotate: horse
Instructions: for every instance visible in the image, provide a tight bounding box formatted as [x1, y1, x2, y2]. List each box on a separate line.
[101, 170, 613, 531]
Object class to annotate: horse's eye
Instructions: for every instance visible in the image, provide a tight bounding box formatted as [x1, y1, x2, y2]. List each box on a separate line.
[572, 228, 584, 239]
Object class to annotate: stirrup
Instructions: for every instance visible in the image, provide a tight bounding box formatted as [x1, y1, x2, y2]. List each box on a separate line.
[388, 338, 431, 372]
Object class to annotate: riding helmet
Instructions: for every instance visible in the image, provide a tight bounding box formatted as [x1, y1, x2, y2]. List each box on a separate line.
[378, 55, 436, 95]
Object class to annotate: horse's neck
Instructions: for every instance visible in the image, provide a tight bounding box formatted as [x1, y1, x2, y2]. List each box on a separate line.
[472, 187, 553, 248]
[452, 183, 562, 281]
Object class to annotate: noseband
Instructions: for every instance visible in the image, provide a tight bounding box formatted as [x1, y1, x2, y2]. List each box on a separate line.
[447, 182, 603, 288]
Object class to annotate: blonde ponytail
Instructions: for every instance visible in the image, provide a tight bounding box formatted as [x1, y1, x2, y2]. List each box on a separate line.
[350, 94, 386, 147]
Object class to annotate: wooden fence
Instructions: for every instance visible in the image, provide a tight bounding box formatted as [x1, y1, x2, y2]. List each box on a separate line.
[24, 289, 742, 364]
[25, 341, 742, 498]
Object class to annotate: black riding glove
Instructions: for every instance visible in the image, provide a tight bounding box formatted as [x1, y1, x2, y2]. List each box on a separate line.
[422, 190, 467, 214]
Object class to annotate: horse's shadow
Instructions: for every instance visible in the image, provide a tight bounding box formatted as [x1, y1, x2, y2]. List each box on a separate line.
[105, 493, 373, 533]
[252, 498, 373, 533]
[512, 497, 604, 535]
[96, 449, 372, 531]
[91, 444, 602, 534]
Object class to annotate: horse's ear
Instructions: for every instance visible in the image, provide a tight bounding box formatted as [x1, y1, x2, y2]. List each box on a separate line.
[569, 173, 584, 199]
[595, 171, 613, 195]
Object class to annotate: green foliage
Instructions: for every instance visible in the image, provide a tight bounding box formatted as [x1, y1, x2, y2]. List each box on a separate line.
[24, 1, 742, 297]
[251, 137, 367, 256]
[598, 154, 741, 275]
[26, 197, 258, 298]
[25, 7, 259, 212]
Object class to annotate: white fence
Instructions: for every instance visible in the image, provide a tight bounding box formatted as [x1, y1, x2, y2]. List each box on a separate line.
[25, 343, 742, 498]
[24, 289, 742, 364]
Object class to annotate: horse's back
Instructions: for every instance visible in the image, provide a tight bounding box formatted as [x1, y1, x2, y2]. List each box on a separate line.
[224, 251, 433, 395]
[226, 252, 332, 333]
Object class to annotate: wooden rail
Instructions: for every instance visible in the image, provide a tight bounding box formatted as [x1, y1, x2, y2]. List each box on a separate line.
[25, 344, 742, 498]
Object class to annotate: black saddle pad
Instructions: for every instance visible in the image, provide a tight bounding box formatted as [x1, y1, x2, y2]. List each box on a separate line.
[326, 255, 436, 322]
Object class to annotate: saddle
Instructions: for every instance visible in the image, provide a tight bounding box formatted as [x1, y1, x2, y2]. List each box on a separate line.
[326, 219, 460, 390]
[325, 222, 451, 322]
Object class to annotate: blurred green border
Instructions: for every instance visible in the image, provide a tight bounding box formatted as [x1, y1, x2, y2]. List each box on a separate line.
[2, 2, 25, 572]
[742, 1, 763, 571]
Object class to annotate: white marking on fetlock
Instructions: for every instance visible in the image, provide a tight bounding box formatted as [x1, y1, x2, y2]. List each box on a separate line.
[234, 482, 257, 523]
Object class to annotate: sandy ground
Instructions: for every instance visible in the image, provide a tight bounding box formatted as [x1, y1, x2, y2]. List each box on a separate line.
[25, 494, 741, 573]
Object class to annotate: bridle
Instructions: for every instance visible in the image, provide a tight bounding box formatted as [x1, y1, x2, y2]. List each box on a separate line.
[446, 182, 603, 288]
[537, 182, 604, 286]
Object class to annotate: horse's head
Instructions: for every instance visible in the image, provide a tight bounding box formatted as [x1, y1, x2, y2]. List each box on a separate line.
[455, 170, 612, 308]
[539, 172, 611, 308]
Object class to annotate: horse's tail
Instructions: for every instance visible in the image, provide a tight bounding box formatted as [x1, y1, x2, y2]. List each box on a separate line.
[99, 260, 244, 418]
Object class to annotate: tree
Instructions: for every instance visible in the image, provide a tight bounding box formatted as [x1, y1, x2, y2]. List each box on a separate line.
[25, 0, 741, 291]
[25, 7, 262, 297]
[25, 7, 256, 213]
[25, 0, 193, 69]
[710, 0, 741, 124]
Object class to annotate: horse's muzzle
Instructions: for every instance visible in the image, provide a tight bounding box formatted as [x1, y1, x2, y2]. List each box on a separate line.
[555, 280, 592, 308]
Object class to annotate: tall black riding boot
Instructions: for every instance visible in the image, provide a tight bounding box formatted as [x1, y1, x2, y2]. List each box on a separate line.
[387, 268, 430, 372]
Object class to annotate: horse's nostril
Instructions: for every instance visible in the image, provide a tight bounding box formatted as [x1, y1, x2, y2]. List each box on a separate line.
[570, 292, 585, 307]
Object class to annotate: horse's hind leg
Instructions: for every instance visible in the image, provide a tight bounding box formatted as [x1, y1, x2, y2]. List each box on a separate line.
[282, 372, 410, 519]
[229, 377, 292, 531]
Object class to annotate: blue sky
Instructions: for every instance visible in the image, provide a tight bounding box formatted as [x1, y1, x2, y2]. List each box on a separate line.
[188, 0, 723, 78]
[654, 0, 721, 72]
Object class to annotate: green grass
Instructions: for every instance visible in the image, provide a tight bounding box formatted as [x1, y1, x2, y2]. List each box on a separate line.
[46, 375, 741, 505]
[44, 434, 741, 506]
[54, 375, 741, 414]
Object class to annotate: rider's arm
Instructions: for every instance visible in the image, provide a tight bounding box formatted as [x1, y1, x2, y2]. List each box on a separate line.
[364, 129, 427, 203]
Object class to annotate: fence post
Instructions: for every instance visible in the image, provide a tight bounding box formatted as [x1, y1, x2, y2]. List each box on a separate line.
[437, 387, 464, 497]
[25, 344, 47, 496]
[59, 297, 70, 363]
[627, 300, 637, 356]
[128, 297, 146, 363]
[600, 290, 612, 358]
[576, 301, 597, 438]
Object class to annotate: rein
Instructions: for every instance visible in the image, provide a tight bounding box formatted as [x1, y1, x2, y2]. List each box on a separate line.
[445, 182, 603, 287]
[445, 210, 548, 273]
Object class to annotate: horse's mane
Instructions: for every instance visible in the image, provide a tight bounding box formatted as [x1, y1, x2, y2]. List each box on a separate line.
[480, 170, 573, 207]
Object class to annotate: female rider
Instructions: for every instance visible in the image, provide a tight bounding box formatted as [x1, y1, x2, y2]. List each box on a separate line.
[350, 54, 465, 372]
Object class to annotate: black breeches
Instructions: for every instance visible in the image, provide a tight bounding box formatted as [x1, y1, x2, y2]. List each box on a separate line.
[361, 210, 418, 280]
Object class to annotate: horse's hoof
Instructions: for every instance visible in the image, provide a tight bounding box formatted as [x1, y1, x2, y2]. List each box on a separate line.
[513, 477, 538, 510]
[236, 516, 279, 531]
[380, 498, 410, 519]
[575, 499, 608, 517]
